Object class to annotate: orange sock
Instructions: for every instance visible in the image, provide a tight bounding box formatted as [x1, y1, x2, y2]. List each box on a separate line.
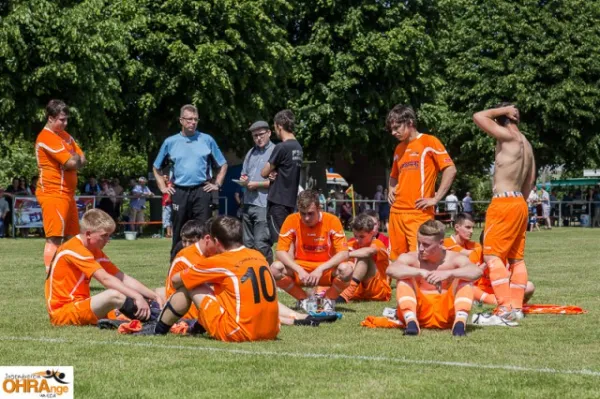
[509, 260, 528, 310]
[44, 242, 58, 271]
[454, 281, 473, 323]
[474, 287, 498, 305]
[396, 279, 418, 326]
[488, 257, 511, 309]
[325, 277, 349, 299]
[340, 278, 361, 302]
[276, 276, 307, 300]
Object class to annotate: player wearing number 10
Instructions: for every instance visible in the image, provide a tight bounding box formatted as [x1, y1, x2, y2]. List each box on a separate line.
[155, 215, 280, 342]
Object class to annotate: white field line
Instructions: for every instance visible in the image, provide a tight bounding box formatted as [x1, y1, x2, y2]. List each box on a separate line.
[2, 335, 600, 378]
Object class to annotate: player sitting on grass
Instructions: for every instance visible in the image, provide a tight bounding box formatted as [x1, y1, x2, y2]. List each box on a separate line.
[270, 189, 352, 312]
[155, 218, 335, 328]
[386, 220, 482, 336]
[148, 216, 280, 341]
[336, 213, 391, 303]
[443, 213, 480, 257]
[45, 209, 161, 326]
[364, 209, 389, 248]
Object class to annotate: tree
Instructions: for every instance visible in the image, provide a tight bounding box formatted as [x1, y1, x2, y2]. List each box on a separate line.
[429, 0, 600, 173]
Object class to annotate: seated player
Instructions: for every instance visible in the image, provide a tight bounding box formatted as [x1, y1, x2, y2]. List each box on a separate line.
[149, 216, 280, 342]
[364, 209, 389, 248]
[386, 220, 482, 336]
[337, 213, 391, 303]
[155, 219, 217, 320]
[270, 189, 352, 312]
[45, 209, 161, 326]
[443, 213, 480, 257]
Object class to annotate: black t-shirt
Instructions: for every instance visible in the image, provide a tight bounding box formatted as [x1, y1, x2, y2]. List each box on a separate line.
[267, 139, 303, 208]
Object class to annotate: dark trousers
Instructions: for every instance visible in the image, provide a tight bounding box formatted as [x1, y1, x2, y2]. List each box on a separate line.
[170, 184, 212, 260]
[267, 201, 294, 245]
[243, 204, 272, 263]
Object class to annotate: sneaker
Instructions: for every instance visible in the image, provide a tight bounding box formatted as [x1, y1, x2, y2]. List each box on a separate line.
[404, 320, 420, 336]
[493, 306, 516, 321]
[382, 307, 398, 320]
[335, 296, 348, 304]
[293, 319, 321, 327]
[471, 312, 518, 327]
[513, 309, 525, 321]
[452, 321, 467, 337]
[305, 314, 338, 323]
[97, 319, 128, 330]
[322, 298, 335, 312]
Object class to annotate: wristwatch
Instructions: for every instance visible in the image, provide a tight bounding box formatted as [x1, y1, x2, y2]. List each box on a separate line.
[216, 182, 222, 190]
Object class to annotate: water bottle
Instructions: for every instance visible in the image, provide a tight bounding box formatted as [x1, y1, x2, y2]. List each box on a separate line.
[306, 289, 318, 313]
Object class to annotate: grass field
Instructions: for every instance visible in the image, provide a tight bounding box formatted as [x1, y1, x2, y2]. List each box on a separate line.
[1, 228, 599, 398]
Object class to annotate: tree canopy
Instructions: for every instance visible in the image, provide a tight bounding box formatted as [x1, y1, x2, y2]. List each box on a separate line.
[1, 0, 599, 177]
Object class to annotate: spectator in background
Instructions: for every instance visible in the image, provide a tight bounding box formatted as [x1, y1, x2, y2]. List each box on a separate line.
[540, 187, 552, 229]
[234, 187, 244, 219]
[6, 177, 26, 196]
[84, 176, 101, 195]
[29, 176, 38, 196]
[445, 189, 459, 222]
[462, 192, 473, 215]
[373, 185, 384, 212]
[379, 188, 390, 232]
[561, 191, 573, 225]
[326, 190, 336, 214]
[97, 179, 117, 221]
[340, 200, 353, 229]
[129, 177, 153, 234]
[334, 186, 344, 216]
[318, 189, 327, 210]
[0, 187, 9, 237]
[161, 175, 173, 238]
[111, 178, 124, 221]
[549, 191, 558, 223]
[19, 177, 31, 195]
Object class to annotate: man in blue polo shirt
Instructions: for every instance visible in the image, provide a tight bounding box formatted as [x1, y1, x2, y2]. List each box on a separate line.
[239, 120, 275, 262]
[152, 104, 227, 259]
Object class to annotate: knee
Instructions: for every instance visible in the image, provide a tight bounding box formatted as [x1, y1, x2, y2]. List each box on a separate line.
[337, 261, 354, 281]
[270, 261, 286, 280]
[526, 281, 535, 295]
[106, 289, 126, 307]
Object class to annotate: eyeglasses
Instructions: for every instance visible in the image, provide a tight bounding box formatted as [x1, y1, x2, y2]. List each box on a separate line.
[180, 117, 199, 122]
[252, 131, 268, 139]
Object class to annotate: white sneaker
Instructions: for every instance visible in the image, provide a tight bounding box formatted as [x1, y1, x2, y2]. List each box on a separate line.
[513, 309, 525, 321]
[322, 298, 335, 312]
[471, 312, 518, 327]
[382, 307, 398, 319]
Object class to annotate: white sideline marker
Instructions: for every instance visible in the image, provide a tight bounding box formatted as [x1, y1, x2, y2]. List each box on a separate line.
[1, 335, 600, 378]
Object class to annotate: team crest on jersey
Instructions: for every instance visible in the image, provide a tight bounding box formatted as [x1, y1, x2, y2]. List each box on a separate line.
[444, 157, 452, 164]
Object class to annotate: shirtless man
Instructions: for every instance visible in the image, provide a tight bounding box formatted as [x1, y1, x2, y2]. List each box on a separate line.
[387, 220, 482, 336]
[473, 103, 535, 323]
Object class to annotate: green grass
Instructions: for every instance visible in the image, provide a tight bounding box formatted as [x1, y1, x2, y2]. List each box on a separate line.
[1, 229, 600, 398]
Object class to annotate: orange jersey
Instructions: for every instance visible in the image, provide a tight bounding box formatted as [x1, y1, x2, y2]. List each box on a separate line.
[277, 212, 348, 263]
[180, 247, 279, 341]
[348, 237, 389, 277]
[166, 242, 206, 319]
[45, 236, 120, 313]
[443, 236, 481, 256]
[35, 128, 83, 197]
[389, 134, 454, 215]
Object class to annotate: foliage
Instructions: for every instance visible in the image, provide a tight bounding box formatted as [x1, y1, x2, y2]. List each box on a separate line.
[0, 136, 38, 187]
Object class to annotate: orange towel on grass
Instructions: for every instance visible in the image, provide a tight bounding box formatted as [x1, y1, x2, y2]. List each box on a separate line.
[360, 316, 403, 328]
[523, 304, 586, 315]
[117, 320, 142, 334]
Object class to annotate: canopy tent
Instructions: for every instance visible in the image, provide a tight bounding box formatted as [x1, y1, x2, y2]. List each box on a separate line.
[326, 171, 349, 187]
[536, 178, 600, 188]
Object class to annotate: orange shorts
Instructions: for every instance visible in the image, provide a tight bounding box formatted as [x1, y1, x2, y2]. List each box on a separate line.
[197, 296, 279, 342]
[48, 298, 98, 326]
[483, 196, 528, 260]
[292, 260, 340, 286]
[397, 287, 457, 329]
[37, 195, 80, 237]
[475, 276, 493, 295]
[354, 273, 392, 301]
[389, 211, 432, 260]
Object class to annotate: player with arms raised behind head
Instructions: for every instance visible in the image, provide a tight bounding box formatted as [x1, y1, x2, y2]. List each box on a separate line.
[473, 103, 535, 324]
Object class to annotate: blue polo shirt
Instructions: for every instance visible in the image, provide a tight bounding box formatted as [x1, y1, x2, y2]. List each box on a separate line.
[153, 131, 227, 187]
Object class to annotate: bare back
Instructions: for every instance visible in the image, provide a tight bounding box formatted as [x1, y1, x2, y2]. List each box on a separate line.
[493, 127, 535, 194]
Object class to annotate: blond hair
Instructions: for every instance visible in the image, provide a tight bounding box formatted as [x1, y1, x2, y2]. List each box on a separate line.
[418, 220, 446, 241]
[80, 209, 116, 233]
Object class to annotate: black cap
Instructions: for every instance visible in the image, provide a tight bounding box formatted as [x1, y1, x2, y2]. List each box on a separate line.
[248, 120, 269, 132]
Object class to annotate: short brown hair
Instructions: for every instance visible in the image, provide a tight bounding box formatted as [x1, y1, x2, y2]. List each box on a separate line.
[297, 189, 320, 212]
[46, 100, 69, 119]
[386, 104, 416, 132]
[351, 213, 375, 232]
[80, 209, 116, 233]
[180, 219, 207, 241]
[455, 213, 474, 226]
[180, 104, 198, 117]
[210, 215, 243, 250]
[274, 109, 295, 132]
[417, 220, 445, 241]
[494, 102, 519, 126]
